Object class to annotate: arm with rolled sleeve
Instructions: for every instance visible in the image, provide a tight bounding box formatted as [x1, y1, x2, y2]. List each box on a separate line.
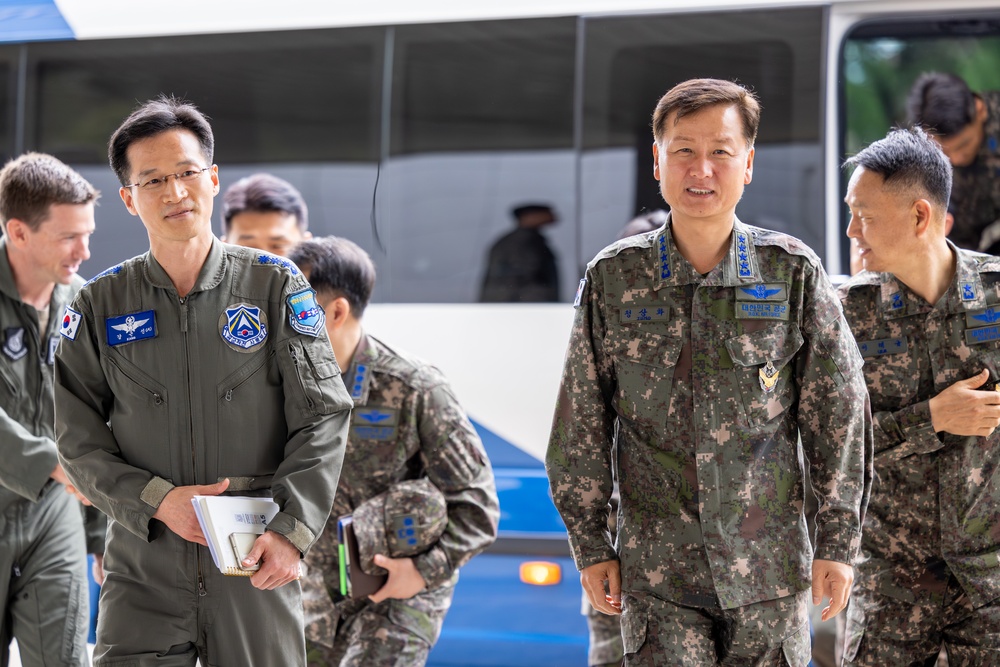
[55, 294, 172, 541]
[267, 283, 354, 555]
[545, 268, 618, 571]
[411, 375, 500, 589]
[796, 264, 873, 566]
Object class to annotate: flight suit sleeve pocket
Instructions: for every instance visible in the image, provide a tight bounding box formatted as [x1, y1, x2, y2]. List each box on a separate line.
[620, 596, 648, 656]
[283, 341, 342, 416]
[726, 325, 803, 427]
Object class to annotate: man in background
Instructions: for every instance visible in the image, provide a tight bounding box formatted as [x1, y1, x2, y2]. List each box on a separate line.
[221, 172, 311, 256]
[907, 72, 1000, 253]
[0, 152, 101, 667]
[290, 236, 499, 666]
[480, 203, 560, 302]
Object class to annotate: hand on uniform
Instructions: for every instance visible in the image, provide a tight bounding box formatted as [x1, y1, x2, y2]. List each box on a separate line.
[812, 558, 853, 621]
[581, 559, 622, 616]
[929, 369, 1000, 436]
[368, 554, 427, 603]
[51, 464, 92, 506]
[152, 478, 230, 545]
[245, 531, 303, 590]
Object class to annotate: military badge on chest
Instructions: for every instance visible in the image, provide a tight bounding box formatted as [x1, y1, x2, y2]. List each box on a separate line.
[106, 310, 156, 347]
[2, 327, 27, 361]
[759, 361, 779, 393]
[220, 303, 268, 352]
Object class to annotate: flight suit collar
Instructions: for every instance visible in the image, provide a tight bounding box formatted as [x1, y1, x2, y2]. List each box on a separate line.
[0, 238, 19, 303]
[651, 214, 760, 290]
[144, 235, 228, 294]
[876, 241, 985, 320]
[344, 331, 379, 405]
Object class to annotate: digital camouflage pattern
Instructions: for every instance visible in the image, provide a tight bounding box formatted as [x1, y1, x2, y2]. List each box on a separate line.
[584, 594, 625, 666]
[949, 91, 1000, 252]
[303, 333, 499, 662]
[546, 215, 873, 621]
[620, 589, 811, 666]
[838, 245, 1000, 659]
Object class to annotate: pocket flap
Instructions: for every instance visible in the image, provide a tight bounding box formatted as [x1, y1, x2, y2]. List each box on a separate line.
[614, 329, 683, 368]
[726, 325, 803, 368]
[619, 598, 648, 655]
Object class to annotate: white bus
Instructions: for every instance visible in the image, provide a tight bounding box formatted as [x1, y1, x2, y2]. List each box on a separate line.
[3, 1, 1000, 664]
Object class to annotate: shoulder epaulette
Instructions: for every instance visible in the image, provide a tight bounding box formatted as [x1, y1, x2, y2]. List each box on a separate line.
[84, 263, 122, 286]
[744, 224, 822, 266]
[586, 231, 656, 272]
[254, 252, 300, 276]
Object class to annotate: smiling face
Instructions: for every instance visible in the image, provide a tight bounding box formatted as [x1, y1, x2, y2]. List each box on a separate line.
[14, 202, 95, 286]
[653, 103, 754, 231]
[119, 128, 219, 246]
[845, 166, 918, 275]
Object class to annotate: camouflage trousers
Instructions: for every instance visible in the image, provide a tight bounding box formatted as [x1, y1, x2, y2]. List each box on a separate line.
[619, 589, 811, 666]
[583, 590, 625, 666]
[305, 581, 454, 667]
[842, 578, 1000, 666]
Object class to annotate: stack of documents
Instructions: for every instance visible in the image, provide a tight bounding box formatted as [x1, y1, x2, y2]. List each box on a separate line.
[192, 495, 280, 576]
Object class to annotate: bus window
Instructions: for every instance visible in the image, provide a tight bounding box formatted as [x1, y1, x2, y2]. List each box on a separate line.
[840, 15, 1000, 268]
[26, 28, 383, 281]
[0, 60, 11, 164]
[580, 7, 825, 263]
[385, 19, 577, 303]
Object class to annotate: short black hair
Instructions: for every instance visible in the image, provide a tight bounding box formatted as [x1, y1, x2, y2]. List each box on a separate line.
[108, 95, 214, 186]
[844, 127, 952, 208]
[288, 236, 375, 317]
[511, 204, 553, 221]
[222, 173, 308, 234]
[906, 72, 977, 138]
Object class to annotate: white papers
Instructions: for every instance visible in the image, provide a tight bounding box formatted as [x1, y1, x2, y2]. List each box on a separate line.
[191, 495, 280, 575]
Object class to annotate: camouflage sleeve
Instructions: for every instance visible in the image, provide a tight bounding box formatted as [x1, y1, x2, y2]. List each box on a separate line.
[545, 269, 618, 571]
[796, 264, 873, 566]
[871, 401, 942, 463]
[413, 376, 500, 590]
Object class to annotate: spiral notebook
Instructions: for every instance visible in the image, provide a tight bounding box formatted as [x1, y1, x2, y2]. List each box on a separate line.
[191, 495, 280, 576]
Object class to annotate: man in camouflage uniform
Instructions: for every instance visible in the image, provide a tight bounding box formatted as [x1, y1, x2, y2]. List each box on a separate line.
[54, 97, 353, 666]
[907, 72, 1000, 254]
[546, 78, 873, 665]
[0, 153, 104, 667]
[289, 237, 499, 666]
[839, 127, 1000, 664]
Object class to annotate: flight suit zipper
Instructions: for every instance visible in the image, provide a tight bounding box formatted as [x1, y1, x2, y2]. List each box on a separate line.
[288, 344, 314, 409]
[179, 295, 205, 600]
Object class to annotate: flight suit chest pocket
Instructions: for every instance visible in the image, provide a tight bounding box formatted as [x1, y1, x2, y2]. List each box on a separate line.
[217, 350, 283, 477]
[611, 328, 683, 427]
[726, 325, 803, 428]
[104, 352, 171, 478]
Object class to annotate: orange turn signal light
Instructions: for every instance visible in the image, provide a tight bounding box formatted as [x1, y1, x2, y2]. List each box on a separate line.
[519, 561, 562, 586]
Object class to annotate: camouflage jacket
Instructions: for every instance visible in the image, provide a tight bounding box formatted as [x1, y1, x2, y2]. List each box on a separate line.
[303, 334, 499, 621]
[950, 91, 1000, 251]
[546, 215, 873, 610]
[838, 246, 1000, 608]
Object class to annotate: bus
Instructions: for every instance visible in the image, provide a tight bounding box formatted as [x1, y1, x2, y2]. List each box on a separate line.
[4, 1, 1000, 664]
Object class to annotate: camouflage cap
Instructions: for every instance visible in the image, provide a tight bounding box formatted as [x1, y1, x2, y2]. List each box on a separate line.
[353, 478, 448, 576]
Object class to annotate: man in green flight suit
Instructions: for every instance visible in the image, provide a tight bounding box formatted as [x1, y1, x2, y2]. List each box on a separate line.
[0, 152, 103, 667]
[546, 78, 873, 665]
[54, 96, 354, 666]
[289, 236, 499, 666]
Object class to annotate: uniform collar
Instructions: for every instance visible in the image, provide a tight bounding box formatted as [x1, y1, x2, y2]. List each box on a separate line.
[0, 237, 19, 302]
[652, 214, 760, 290]
[875, 241, 985, 320]
[344, 331, 379, 405]
[144, 235, 228, 294]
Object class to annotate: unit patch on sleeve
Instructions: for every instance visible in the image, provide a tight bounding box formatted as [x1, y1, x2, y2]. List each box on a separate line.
[60, 307, 82, 341]
[286, 288, 325, 336]
[106, 310, 157, 347]
[219, 303, 268, 352]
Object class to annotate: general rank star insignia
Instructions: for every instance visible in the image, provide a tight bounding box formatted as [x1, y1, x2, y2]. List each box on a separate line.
[759, 361, 779, 393]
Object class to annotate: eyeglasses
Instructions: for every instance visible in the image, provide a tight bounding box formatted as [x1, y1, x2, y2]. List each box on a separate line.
[124, 166, 212, 192]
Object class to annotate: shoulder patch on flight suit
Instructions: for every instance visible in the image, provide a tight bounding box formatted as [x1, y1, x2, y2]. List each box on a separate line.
[287, 288, 325, 336]
[85, 264, 121, 285]
[2, 328, 27, 360]
[219, 303, 268, 352]
[60, 307, 82, 341]
[256, 253, 300, 275]
[106, 310, 157, 347]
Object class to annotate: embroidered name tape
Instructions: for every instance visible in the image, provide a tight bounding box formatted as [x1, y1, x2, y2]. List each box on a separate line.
[106, 310, 156, 347]
[620, 305, 669, 323]
[857, 337, 908, 358]
[966, 325, 1000, 346]
[735, 302, 789, 321]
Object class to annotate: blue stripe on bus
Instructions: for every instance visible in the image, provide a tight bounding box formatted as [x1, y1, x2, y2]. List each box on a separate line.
[470, 418, 543, 468]
[0, 1, 74, 43]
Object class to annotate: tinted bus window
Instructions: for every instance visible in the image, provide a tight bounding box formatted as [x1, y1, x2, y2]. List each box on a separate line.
[580, 8, 825, 262]
[385, 19, 577, 303]
[26, 29, 383, 280]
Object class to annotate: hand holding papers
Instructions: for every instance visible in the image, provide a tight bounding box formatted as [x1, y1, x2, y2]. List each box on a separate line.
[192, 495, 280, 576]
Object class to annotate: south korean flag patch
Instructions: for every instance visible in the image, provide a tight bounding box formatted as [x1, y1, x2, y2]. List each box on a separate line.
[60, 307, 82, 341]
[286, 288, 325, 336]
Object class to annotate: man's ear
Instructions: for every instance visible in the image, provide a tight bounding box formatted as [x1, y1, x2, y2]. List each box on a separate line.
[912, 198, 934, 238]
[4, 218, 32, 247]
[324, 296, 353, 329]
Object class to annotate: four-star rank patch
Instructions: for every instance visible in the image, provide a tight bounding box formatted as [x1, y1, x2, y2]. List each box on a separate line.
[219, 303, 268, 352]
[287, 289, 325, 336]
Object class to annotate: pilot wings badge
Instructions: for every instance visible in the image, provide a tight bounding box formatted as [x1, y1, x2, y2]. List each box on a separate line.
[759, 361, 779, 393]
[105, 310, 156, 347]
